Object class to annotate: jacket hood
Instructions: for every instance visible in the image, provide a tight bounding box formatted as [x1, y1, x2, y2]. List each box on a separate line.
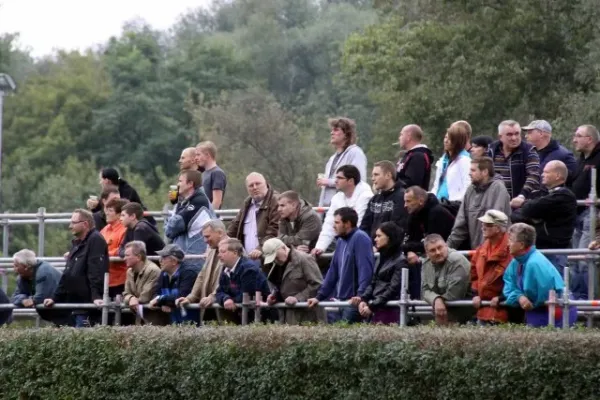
[580, 142, 600, 161]
[422, 192, 440, 211]
[137, 219, 159, 233]
[298, 198, 314, 217]
[407, 145, 434, 160]
[538, 139, 560, 155]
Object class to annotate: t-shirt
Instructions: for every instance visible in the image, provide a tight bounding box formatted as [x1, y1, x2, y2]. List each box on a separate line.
[202, 166, 227, 206]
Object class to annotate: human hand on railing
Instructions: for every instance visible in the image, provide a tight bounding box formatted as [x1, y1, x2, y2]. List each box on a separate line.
[490, 297, 500, 308]
[161, 306, 172, 313]
[518, 296, 533, 311]
[310, 248, 323, 258]
[284, 296, 297, 306]
[22, 298, 34, 308]
[358, 302, 372, 318]
[434, 298, 448, 325]
[149, 297, 159, 309]
[93, 299, 104, 308]
[348, 296, 361, 306]
[63, 252, 69, 259]
[307, 298, 319, 308]
[175, 297, 188, 307]
[224, 299, 236, 311]
[129, 296, 140, 311]
[589, 241, 600, 250]
[266, 294, 277, 306]
[199, 296, 213, 308]
[472, 296, 481, 309]
[43, 298, 54, 307]
[248, 249, 263, 260]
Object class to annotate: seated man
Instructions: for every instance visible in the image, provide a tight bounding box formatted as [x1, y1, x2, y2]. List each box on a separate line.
[11, 249, 62, 312]
[470, 210, 512, 325]
[277, 191, 322, 253]
[421, 234, 472, 325]
[149, 244, 201, 325]
[307, 207, 374, 324]
[122, 241, 169, 326]
[262, 238, 325, 324]
[503, 223, 577, 327]
[215, 238, 271, 324]
[177, 219, 229, 323]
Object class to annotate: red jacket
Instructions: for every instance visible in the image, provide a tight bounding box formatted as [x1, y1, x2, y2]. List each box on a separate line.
[470, 233, 512, 322]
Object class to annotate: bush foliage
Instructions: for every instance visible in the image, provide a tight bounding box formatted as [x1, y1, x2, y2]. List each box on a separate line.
[1, 325, 599, 399]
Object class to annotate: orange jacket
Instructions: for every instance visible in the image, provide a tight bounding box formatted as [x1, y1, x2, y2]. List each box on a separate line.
[100, 221, 128, 287]
[470, 233, 512, 322]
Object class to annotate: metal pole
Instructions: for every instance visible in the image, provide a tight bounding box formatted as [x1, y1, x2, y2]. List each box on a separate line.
[548, 290, 556, 327]
[0, 92, 4, 207]
[114, 295, 122, 326]
[399, 268, 408, 327]
[589, 168, 597, 327]
[255, 291, 262, 324]
[563, 266, 570, 329]
[101, 273, 109, 326]
[37, 207, 45, 257]
[242, 293, 249, 326]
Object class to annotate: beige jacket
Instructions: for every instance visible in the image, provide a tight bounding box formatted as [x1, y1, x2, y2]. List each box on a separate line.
[123, 259, 169, 326]
[186, 247, 224, 318]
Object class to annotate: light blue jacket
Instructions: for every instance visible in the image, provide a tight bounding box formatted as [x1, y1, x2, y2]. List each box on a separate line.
[503, 246, 564, 308]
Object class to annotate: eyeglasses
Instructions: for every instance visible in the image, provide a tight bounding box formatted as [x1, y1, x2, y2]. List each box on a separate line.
[335, 176, 348, 180]
[69, 220, 85, 225]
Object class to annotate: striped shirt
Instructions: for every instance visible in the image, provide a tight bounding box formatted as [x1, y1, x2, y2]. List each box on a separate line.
[491, 142, 540, 199]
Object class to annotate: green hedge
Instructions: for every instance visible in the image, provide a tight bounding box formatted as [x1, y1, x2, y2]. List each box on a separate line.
[1, 325, 600, 400]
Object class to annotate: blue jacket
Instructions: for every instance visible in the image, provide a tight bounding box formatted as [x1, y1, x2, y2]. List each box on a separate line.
[12, 261, 62, 306]
[155, 264, 200, 324]
[316, 228, 374, 301]
[503, 246, 564, 308]
[165, 187, 215, 270]
[215, 257, 270, 305]
[537, 139, 577, 181]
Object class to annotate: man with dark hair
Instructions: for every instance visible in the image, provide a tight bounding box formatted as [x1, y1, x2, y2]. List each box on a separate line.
[360, 160, 407, 239]
[43, 209, 109, 327]
[446, 157, 511, 250]
[90, 185, 119, 231]
[196, 141, 227, 210]
[119, 202, 165, 256]
[308, 207, 374, 323]
[396, 124, 434, 190]
[313, 165, 373, 256]
[165, 170, 214, 269]
[277, 191, 322, 253]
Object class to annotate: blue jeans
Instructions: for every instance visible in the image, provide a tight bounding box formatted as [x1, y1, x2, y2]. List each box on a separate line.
[327, 305, 362, 324]
[546, 254, 568, 279]
[571, 210, 591, 300]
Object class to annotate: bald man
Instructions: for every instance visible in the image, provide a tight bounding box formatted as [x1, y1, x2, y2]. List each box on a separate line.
[396, 124, 434, 190]
[179, 148, 198, 171]
[512, 160, 577, 275]
[227, 172, 280, 262]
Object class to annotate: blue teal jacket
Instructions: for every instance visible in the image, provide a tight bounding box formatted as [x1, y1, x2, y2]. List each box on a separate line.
[503, 246, 564, 308]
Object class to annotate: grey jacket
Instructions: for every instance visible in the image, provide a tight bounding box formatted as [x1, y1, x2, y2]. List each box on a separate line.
[318, 144, 368, 207]
[278, 199, 323, 250]
[12, 261, 62, 306]
[446, 179, 511, 250]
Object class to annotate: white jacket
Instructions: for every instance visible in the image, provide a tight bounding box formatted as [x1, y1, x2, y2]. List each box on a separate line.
[318, 144, 368, 207]
[315, 181, 373, 251]
[430, 152, 472, 202]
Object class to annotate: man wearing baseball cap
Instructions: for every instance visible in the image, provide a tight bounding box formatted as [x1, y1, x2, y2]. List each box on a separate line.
[523, 119, 576, 178]
[262, 238, 325, 324]
[470, 210, 513, 325]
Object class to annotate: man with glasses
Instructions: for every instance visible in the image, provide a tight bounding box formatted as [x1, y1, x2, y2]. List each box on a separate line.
[489, 120, 540, 210]
[43, 209, 109, 327]
[569, 124, 600, 299]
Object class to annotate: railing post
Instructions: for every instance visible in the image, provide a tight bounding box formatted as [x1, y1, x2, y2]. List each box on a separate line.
[242, 292, 250, 326]
[2, 212, 9, 257]
[255, 291, 263, 324]
[588, 168, 597, 327]
[101, 273, 109, 326]
[37, 207, 46, 257]
[563, 266, 571, 329]
[399, 268, 408, 327]
[548, 290, 556, 327]
[114, 294, 122, 326]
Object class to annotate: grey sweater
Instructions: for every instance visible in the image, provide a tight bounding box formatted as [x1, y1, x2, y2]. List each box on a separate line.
[318, 144, 368, 207]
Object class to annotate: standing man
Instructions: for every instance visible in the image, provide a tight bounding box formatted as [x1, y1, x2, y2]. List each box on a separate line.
[489, 120, 540, 209]
[119, 202, 165, 256]
[169, 147, 201, 205]
[395, 124, 434, 190]
[262, 238, 325, 324]
[277, 191, 322, 252]
[43, 209, 109, 327]
[307, 207, 374, 324]
[446, 157, 511, 250]
[196, 141, 227, 210]
[228, 172, 280, 263]
[165, 169, 214, 270]
[522, 120, 576, 179]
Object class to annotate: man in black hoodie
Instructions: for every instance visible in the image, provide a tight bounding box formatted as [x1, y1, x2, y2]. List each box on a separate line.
[396, 124, 434, 190]
[360, 160, 407, 239]
[402, 186, 455, 263]
[119, 202, 166, 257]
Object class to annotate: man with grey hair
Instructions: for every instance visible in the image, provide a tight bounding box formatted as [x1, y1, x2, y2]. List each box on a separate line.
[11, 249, 62, 311]
[523, 120, 576, 177]
[503, 223, 576, 327]
[228, 172, 280, 263]
[512, 160, 576, 275]
[489, 120, 540, 209]
[176, 219, 228, 322]
[421, 233, 472, 325]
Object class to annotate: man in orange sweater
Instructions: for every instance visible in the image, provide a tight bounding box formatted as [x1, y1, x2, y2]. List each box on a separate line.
[100, 198, 129, 299]
[470, 210, 513, 325]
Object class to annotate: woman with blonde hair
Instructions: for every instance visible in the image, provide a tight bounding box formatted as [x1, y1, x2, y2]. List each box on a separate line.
[431, 120, 472, 201]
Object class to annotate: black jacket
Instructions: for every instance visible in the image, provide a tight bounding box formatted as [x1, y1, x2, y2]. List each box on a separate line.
[119, 220, 166, 257]
[360, 180, 407, 239]
[570, 143, 600, 211]
[403, 193, 455, 254]
[93, 210, 106, 232]
[53, 230, 109, 303]
[396, 146, 434, 190]
[512, 186, 577, 249]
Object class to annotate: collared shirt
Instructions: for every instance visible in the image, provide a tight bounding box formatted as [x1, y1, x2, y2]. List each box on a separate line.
[225, 257, 241, 278]
[243, 201, 261, 253]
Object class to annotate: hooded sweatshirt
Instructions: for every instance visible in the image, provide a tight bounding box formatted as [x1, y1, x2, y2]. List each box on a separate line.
[315, 181, 373, 251]
[396, 145, 434, 190]
[360, 180, 407, 239]
[119, 219, 166, 257]
[403, 193, 455, 254]
[319, 144, 368, 207]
